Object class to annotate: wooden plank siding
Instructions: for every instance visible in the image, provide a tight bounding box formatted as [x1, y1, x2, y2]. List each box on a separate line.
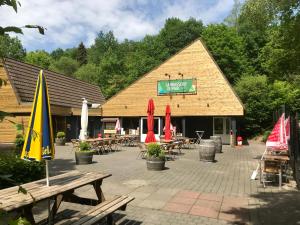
[102, 39, 244, 117]
[0, 115, 29, 143]
[0, 60, 105, 143]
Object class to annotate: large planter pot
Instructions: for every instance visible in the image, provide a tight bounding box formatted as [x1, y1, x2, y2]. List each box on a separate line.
[146, 157, 165, 171]
[210, 136, 222, 153]
[199, 139, 216, 162]
[75, 151, 94, 165]
[55, 137, 66, 146]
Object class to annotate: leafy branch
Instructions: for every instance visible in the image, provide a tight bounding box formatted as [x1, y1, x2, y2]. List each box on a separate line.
[0, 0, 46, 35]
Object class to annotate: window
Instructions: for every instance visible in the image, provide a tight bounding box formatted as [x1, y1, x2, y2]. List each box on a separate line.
[214, 118, 223, 134]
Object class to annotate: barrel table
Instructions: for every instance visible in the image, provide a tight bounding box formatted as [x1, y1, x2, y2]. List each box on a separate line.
[210, 136, 222, 153]
[199, 139, 216, 162]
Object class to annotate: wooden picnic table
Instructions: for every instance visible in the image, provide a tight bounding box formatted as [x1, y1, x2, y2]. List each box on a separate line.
[0, 171, 111, 224]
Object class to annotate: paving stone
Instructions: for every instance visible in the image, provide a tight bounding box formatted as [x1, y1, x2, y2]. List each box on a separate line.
[189, 205, 219, 219]
[175, 190, 200, 199]
[163, 202, 192, 214]
[194, 199, 221, 210]
[198, 193, 224, 202]
[138, 199, 166, 209]
[169, 196, 197, 205]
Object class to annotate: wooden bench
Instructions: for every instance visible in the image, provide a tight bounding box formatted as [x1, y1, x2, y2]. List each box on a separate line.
[62, 195, 134, 225]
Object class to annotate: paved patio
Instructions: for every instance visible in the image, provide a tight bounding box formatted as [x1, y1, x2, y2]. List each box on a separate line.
[32, 141, 300, 225]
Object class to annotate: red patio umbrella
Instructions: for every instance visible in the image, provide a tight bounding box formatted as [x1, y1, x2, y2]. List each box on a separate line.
[164, 104, 172, 141]
[266, 113, 287, 151]
[145, 99, 156, 143]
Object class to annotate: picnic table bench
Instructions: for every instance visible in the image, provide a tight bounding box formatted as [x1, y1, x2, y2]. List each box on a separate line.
[0, 171, 134, 225]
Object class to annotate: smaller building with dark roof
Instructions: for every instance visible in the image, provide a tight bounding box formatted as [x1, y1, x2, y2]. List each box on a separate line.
[0, 58, 105, 143]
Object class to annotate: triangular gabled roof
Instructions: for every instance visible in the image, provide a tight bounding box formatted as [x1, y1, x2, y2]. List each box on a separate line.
[102, 38, 244, 117]
[3, 58, 105, 108]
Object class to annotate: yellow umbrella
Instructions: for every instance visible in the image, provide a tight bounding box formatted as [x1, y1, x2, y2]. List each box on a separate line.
[21, 70, 55, 186]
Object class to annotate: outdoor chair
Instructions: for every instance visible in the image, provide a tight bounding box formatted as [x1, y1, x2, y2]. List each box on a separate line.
[189, 138, 197, 148]
[161, 143, 175, 160]
[137, 143, 147, 159]
[116, 138, 124, 151]
[172, 141, 183, 155]
[95, 140, 105, 154]
[106, 139, 114, 153]
[110, 138, 117, 151]
[182, 139, 192, 149]
[71, 139, 79, 151]
[259, 153, 289, 188]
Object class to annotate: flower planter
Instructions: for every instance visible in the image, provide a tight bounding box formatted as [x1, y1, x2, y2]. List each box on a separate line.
[75, 151, 94, 165]
[146, 157, 165, 171]
[55, 138, 66, 146]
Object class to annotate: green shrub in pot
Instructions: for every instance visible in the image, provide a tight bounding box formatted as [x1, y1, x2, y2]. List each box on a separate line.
[75, 142, 95, 165]
[146, 143, 165, 170]
[55, 131, 66, 146]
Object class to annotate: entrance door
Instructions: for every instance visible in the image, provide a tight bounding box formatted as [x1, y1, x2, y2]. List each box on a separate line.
[213, 117, 231, 144]
[140, 117, 161, 142]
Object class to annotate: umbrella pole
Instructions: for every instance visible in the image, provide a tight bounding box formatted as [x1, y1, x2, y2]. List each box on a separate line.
[46, 160, 52, 224]
[46, 160, 50, 186]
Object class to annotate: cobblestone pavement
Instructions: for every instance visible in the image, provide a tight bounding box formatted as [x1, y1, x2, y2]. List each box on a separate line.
[31, 141, 300, 225]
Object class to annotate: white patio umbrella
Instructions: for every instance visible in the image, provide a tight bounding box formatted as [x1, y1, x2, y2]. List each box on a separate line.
[79, 98, 88, 140]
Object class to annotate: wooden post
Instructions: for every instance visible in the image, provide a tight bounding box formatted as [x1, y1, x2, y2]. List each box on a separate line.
[182, 117, 186, 137]
[231, 118, 236, 147]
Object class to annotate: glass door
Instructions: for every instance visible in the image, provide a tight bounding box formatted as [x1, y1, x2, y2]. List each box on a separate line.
[213, 117, 231, 144]
[140, 117, 161, 142]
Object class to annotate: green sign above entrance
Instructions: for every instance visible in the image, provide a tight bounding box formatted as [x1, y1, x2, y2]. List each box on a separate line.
[157, 79, 197, 95]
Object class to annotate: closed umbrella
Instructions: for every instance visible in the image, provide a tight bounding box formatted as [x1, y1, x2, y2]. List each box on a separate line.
[145, 99, 156, 143]
[115, 118, 121, 132]
[79, 98, 88, 140]
[164, 105, 172, 140]
[21, 70, 55, 186]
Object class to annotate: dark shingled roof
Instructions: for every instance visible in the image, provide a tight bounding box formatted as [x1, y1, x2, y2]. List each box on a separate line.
[3, 58, 105, 108]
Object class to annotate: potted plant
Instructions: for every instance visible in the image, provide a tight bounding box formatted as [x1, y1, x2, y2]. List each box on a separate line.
[75, 142, 94, 165]
[146, 143, 165, 171]
[55, 131, 66, 146]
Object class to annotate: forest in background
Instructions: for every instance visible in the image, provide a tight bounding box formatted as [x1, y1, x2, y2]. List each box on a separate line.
[1, 0, 300, 137]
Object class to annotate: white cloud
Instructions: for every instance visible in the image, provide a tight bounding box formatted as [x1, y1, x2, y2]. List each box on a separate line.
[0, 0, 235, 51]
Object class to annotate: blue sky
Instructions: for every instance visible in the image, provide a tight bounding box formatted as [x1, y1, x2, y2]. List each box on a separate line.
[0, 0, 237, 52]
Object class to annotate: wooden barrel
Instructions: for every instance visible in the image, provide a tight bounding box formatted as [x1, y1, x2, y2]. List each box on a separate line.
[210, 136, 222, 153]
[199, 139, 216, 162]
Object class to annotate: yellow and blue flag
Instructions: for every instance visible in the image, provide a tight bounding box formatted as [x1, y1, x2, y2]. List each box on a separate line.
[21, 70, 55, 161]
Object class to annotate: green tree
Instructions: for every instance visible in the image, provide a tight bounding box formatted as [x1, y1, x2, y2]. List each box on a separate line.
[74, 63, 100, 85]
[25, 50, 52, 69]
[237, 0, 274, 74]
[0, 35, 26, 60]
[224, 0, 242, 30]
[257, 1, 300, 81]
[88, 31, 118, 64]
[269, 80, 300, 113]
[235, 75, 273, 136]
[159, 17, 204, 55]
[76, 42, 87, 66]
[124, 35, 168, 83]
[50, 48, 64, 60]
[49, 56, 79, 76]
[98, 49, 125, 97]
[202, 24, 252, 82]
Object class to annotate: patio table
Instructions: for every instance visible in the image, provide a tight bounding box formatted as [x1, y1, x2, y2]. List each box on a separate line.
[0, 170, 111, 224]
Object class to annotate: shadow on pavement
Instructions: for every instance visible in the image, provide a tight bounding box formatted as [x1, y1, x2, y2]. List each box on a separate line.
[48, 158, 76, 175]
[223, 190, 300, 225]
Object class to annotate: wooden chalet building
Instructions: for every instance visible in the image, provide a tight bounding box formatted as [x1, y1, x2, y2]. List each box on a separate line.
[0, 58, 105, 143]
[101, 39, 244, 144]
